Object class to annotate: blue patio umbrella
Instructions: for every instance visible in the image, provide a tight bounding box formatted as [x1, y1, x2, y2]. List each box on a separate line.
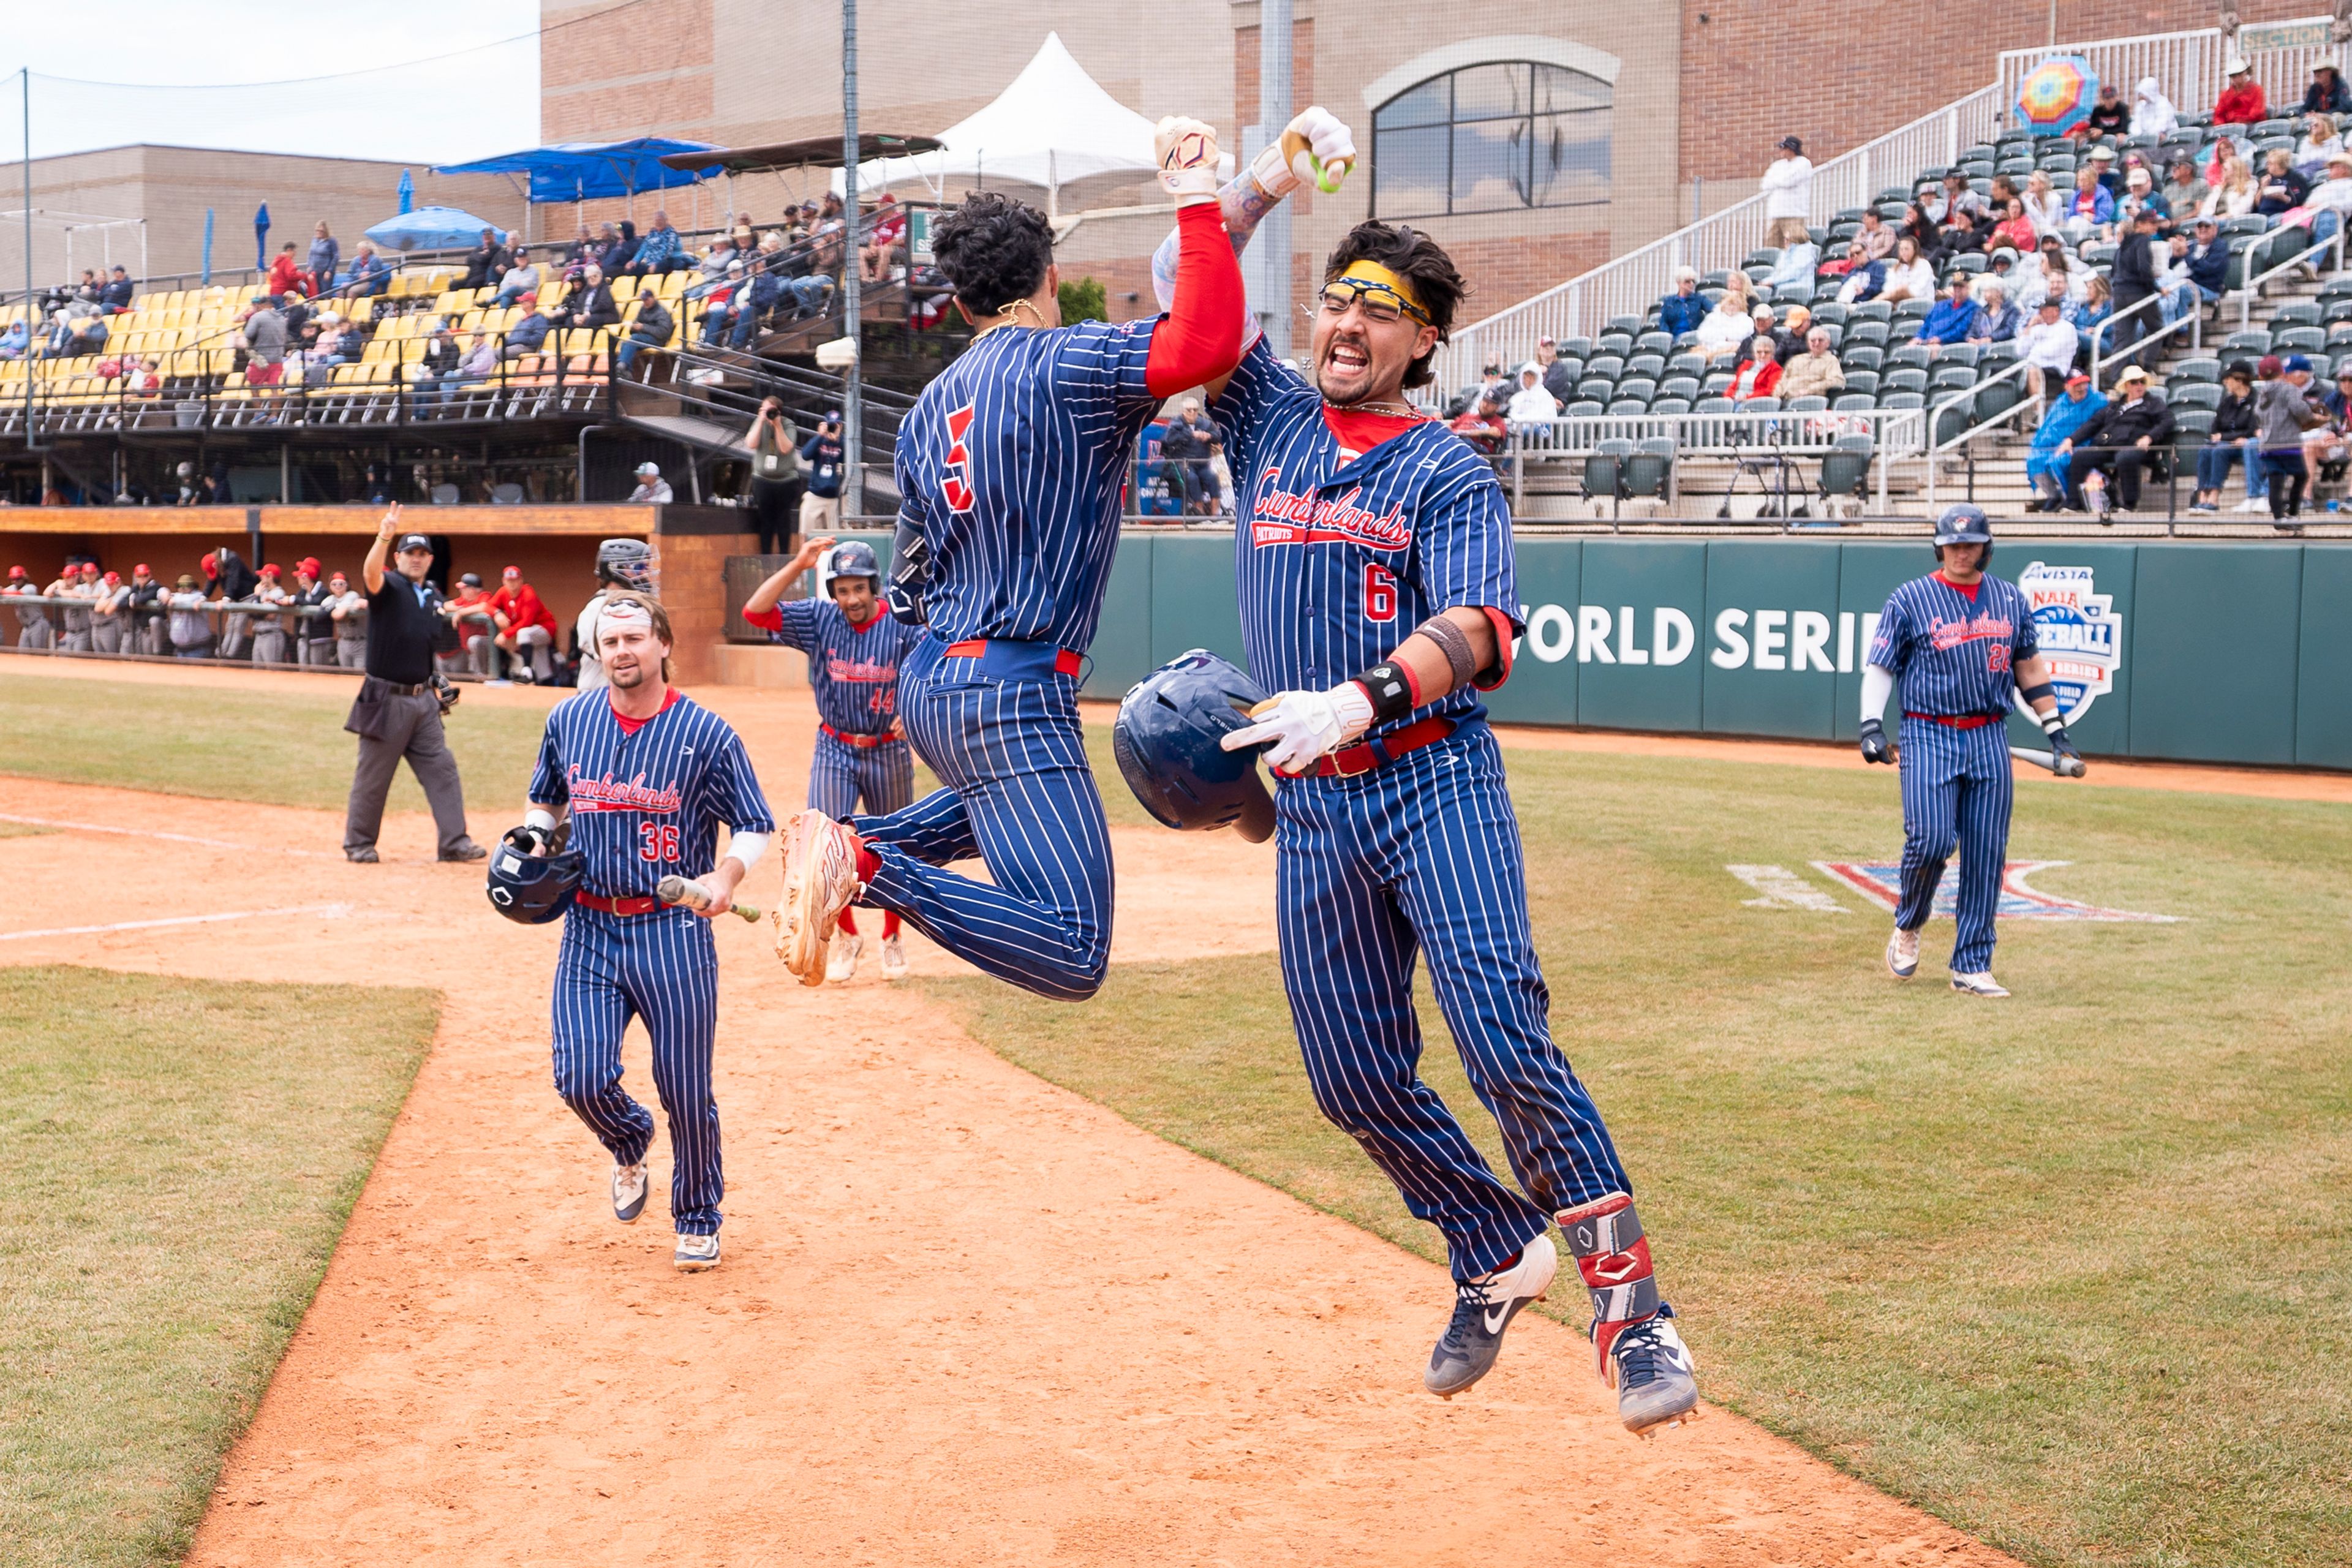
[398, 168, 415, 214]
[364, 206, 509, 253]
[253, 202, 270, 270]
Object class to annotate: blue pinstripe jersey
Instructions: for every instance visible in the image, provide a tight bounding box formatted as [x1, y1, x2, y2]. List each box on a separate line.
[1211, 340, 1518, 735]
[892, 318, 1162, 650]
[758, 599, 923, 736]
[529, 690, 775, 897]
[1868, 571, 2040, 718]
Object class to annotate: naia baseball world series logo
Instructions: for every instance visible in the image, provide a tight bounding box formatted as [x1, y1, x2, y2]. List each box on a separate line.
[2017, 561, 2122, 722]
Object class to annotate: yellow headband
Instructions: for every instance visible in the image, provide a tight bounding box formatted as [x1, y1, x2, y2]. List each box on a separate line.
[1334, 259, 1427, 318]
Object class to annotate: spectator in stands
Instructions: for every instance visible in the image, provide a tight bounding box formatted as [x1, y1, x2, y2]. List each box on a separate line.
[268, 242, 309, 300]
[2257, 148, 2310, 216]
[1990, 197, 2038, 255]
[1657, 266, 1708, 339]
[445, 331, 499, 401]
[1726, 335, 1782, 402]
[2107, 207, 2164, 370]
[1448, 388, 1508, 458]
[2215, 56, 2267, 129]
[2119, 167, 2169, 230]
[561, 224, 597, 281]
[162, 573, 214, 658]
[2302, 149, 2352, 251]
[2162, 157, 2209, 224]
[2256, 353, 2323, 522]
[696, 262, 748, 344]
[503, 296, 552, 358]
[615, 286, 673, 374]
[2128, 77, 2179, 138]
[1763, 238, 1819, 294]
[241, 294, 287, 387]
[413, 323, 461, 399]
[1915, 274, 1981, 353]
[862, 193, 909, 281]
[1779, 326, 1844, 401]
[1880, 234, 1937, 306]
[2018, 298, 2079, 401]
[2067, 271, 2113, 357]
[628, 461, 674, 504]
[1771, 303, 1810, 362]
[1851, 206, 1898, 265]
[1899, 197, 1943, 261]
[628, 210, 687, 275]
[345, 241, 390, 298]
[2064, 165, 2115, 239]
[2016, 172, 2061, 239]
[2202, 157, 2258, 221]
[0, 318, 24, 360]
[1159, 398, 1227, 510]
[124, 355, 163, 397]
[2026, 371, 2104, 508]
[606, 219, 642, 274]
[1504, 363, 1559, 436]
[496, 246, 541, 304]
[695, 233, 741, 290]
[2087, 145, 2124, 198]
[2182, 216, 2230, 306]
[1532, 337, 1574, 404]
[800, 412, 846, 532]
[99, 265, 134, 312]
[2154, 231, 2199, 329]
[1926, 170, 1986, 230]
[2061, 364, 2173, 516]
[1694, 290, 1755, 363]
[1747, 303, 1782, 358]
[2309, 62, 2352, 115]
[460, 228, 511, 290]
[554, 264, 619, 332]
[312, 312, 353, 368]
[1759, 135, 1814, 247]
[586, 222, 624, 273]
[774, 228, 835, 318]
[307, 222, 340, 296]
[2077, 78, 2130, 140]
[1967, 279, 2019, 344]
[489, 565, 557, 683]
[2293, 112, 2344, 181]
[2301, 364, 2352, 488]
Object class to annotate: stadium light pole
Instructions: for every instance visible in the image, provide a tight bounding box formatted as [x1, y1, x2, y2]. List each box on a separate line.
[841, 0, 863, 515]
[1259, 0, 1292, 360]
[22, 67, 36, 453]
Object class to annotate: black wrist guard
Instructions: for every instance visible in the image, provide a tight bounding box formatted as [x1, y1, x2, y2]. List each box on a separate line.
[1355, 660, 1419, 723]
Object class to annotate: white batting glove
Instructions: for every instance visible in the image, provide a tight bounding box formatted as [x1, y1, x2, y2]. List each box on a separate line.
[1219, 682, 1375, 774]
[1251, 106, 1356, 198]
[1155, 116, 1224, 206]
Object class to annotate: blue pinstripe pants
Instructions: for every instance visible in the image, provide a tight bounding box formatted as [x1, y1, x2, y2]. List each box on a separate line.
[808, 730, 916, 818]
[852, 641, 1112, 1000]
[1276, 725, 1632, 1280]
[1895, 717, 2014, 974]
[550, 906, 724, 1235]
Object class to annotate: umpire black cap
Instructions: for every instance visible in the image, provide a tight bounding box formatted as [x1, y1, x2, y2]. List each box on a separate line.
[1113, 650, 1276, 844]
[486, 830, 585, 924]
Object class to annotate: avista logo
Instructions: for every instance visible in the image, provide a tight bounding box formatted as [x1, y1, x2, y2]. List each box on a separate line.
[942, 402, 977, 513]
[1250, 466, 1413, 551]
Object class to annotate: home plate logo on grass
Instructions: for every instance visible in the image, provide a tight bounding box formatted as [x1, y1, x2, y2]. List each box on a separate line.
[1811, 861, 2176, 922]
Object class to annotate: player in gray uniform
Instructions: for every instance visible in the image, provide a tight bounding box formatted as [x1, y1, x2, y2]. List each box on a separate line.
[328, 572, 370, 666]
[6, 566, 52, 649]
[51, 563, 96, 653]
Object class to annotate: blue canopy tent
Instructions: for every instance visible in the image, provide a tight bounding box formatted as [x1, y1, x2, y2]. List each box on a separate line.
[435, 137, 725, 207]
[365, 206, 508, 253]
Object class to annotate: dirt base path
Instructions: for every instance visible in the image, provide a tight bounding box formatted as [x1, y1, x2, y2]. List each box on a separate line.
[0, 677, 2024, 1566]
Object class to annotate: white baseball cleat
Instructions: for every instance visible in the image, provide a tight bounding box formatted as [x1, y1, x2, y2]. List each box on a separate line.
[612, 1160, 649, 1223]
[827, 932, 864, 983]
[776, 810, 862, 986]
[1951, 971, 2010, 998]
[880, 932, 908, 979]
[1885, 926, 1921, 979]
[673, 1232, 721, 1272]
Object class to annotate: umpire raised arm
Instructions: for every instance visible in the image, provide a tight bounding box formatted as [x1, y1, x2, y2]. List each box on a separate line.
[343, 503, 487, 864]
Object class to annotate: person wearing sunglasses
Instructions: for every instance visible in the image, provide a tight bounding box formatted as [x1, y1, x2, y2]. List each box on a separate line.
[1134, 111, 1703, 1439]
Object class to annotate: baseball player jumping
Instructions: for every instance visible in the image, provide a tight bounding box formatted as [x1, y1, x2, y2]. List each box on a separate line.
[772, 114, 1248, 996]
[505, 593, 775, 1271]
[742, 536, 922, 982]
[1861, 505, 2083, 997]
[1139, 110, 1700, 1436]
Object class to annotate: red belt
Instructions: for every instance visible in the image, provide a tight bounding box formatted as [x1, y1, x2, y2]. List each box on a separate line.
[1280, 717, 1457, 779]
[941, 638, 1084, 677]
[575, 891, 663, 916]
[1905, 712, 1999, 729]
[821, 723, 900, 748]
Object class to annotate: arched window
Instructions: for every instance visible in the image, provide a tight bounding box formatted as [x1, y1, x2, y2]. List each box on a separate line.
[1371, 61, 1611, 219]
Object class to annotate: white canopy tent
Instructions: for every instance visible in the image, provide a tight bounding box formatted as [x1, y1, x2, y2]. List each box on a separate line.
[835, 32, 1167, 220]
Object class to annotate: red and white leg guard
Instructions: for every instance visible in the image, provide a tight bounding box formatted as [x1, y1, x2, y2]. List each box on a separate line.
[1556, 1191, 1659, 1382]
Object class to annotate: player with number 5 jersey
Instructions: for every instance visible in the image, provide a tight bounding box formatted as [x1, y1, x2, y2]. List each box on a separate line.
[1144, 110, 1702, 1435]
[771, 113, 1250, 997]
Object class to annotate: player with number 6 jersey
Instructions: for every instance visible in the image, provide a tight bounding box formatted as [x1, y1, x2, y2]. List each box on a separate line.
[771, 115, 1250, 997]
[519, 593, 774, 1271]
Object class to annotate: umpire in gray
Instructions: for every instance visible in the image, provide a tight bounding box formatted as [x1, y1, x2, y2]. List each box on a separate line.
[344, 503, 488, 864]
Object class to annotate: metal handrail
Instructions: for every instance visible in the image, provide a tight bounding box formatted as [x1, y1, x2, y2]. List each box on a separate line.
[2087, 285, 2200, 388]
[2229, 221, 2348, 329]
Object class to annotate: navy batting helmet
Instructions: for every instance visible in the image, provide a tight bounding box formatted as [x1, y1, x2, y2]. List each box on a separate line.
[1113, 649, 1276, 844]
[486, 831, 585, 924]
[1932, 503, 1993, 548]
[827, 540, 881, 581]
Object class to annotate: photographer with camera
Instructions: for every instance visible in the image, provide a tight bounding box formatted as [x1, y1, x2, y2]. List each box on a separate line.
[742, 396, 804, 556]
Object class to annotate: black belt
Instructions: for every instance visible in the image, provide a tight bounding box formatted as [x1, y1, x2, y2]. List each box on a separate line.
[368, 677, 429, 696]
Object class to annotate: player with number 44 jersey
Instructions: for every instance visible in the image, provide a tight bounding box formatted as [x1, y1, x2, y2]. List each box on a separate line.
[1135, 109, 1700, 1436]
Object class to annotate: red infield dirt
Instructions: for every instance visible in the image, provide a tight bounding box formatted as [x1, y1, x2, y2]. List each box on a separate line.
[26, 657, 2309, 1564]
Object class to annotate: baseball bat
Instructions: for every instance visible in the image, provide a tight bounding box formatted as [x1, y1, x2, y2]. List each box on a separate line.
[2010, 745, 2087, 778]
[655, 874, 763, 922]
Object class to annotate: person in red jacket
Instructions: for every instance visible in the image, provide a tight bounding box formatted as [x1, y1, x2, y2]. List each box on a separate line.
[266, 243, 311, 300]
[1727, 334, 1784, 401]
[488, 564, 559, 684]
[2214, 57, 2267, 128]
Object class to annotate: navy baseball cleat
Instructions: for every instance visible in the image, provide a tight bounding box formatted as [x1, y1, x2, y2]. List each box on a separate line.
[612, 1161, 649, 1223]
[1604, 1311, 1702, 1436]
[1425, 1234, 1557, 1398]
[1885, 925, 1920, 979]
[674, 1232, 720, 1272]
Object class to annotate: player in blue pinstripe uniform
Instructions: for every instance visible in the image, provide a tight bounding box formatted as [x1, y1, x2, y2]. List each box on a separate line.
[742, 536, 922, 982]
[513, 594, 775, 1272]
[773, 115, 1251, 995]
[1861, 505, 2084, 997]
[1137, 115, 1701, 1434]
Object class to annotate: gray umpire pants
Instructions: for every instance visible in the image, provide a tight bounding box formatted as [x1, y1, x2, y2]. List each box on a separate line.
[344, 680, 472, 857]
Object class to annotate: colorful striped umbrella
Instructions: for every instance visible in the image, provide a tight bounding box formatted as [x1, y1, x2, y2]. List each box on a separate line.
[2016, 55, 2098, 136]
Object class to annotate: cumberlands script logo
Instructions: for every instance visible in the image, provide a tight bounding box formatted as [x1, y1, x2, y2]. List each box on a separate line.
[824, 654, 900, 684]
[2018, 561, 2122, 721]
[566, 765, 684, 815]
[1250, 466, 1413, 551]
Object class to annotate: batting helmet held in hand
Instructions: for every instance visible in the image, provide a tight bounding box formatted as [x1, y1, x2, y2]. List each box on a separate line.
[486, 829, 585, 924]
[1113, 649, 1276, 844]
[1932, 503, 1994, 549]
[594, 537, 656, 592]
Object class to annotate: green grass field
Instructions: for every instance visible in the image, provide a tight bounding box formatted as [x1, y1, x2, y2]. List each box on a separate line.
[0, 967, 436, 1568]
[939, 739, 2352, 1568]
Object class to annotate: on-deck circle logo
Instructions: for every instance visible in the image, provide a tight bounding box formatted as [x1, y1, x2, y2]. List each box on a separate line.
[2016, 561, 2122, 722]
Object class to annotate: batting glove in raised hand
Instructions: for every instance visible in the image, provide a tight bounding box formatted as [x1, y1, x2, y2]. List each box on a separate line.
[1251, 105, 1357, 198]
[1858, 717, 1895, 765]
[1220, 682, 1376, 774]
[1155, 116, 1224, 206]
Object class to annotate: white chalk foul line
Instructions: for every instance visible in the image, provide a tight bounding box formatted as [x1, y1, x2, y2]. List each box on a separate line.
[0, 903, 353, 944]
[0, 812, 343, 859]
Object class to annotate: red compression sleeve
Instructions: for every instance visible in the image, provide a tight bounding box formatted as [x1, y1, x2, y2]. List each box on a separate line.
[1144, 204, 1246, 397]
[741, 603, 783, 631]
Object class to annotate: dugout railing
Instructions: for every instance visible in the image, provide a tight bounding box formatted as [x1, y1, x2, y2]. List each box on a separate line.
[0, 594, 528, 678]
